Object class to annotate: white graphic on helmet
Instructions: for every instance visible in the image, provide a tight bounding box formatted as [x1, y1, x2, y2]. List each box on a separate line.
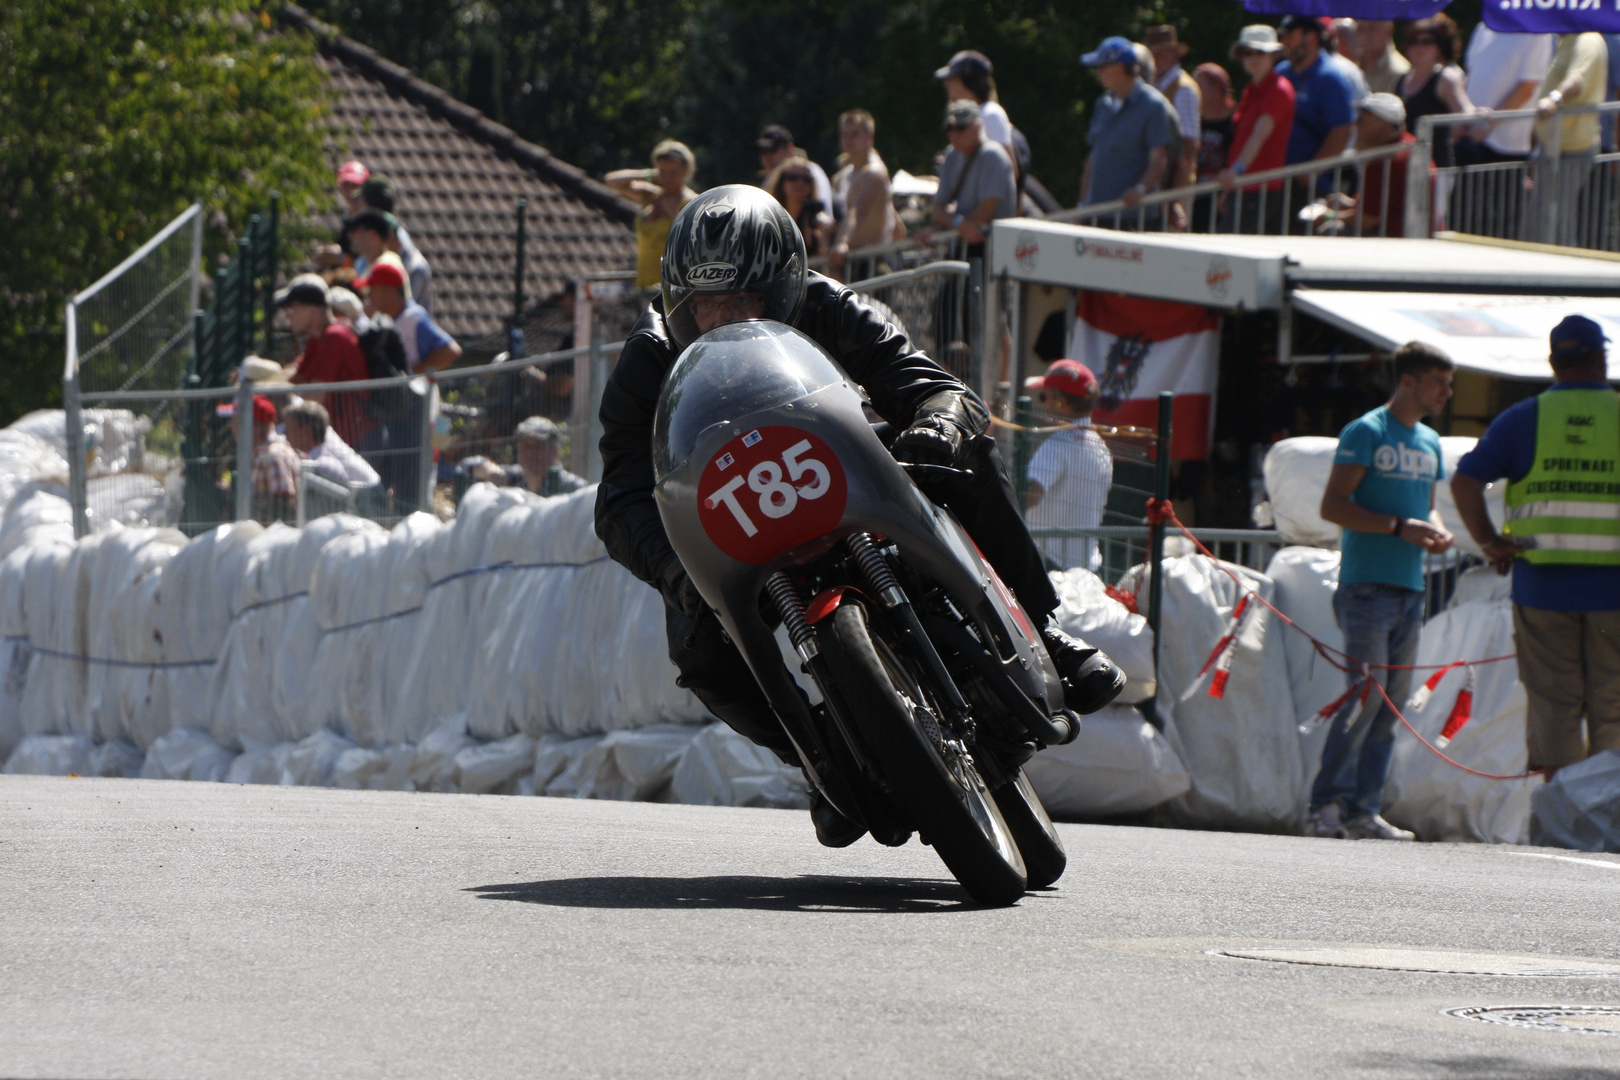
[686, 262, 739, 286]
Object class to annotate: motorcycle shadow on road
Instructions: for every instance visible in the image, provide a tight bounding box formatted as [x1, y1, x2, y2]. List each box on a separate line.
[465, 874, 1034, 913]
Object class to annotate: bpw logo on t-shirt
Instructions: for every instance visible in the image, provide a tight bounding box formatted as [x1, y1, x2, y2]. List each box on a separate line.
[1373, 442, 1437, 481]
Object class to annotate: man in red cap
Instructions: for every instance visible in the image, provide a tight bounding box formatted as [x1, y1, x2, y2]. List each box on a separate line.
[280, 274, 375, 450]
[224, 393, 300, 521]
[1024, 360, 1114, 570]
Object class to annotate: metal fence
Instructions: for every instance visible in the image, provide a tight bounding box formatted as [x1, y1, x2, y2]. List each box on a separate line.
[1045, 142, 1413, 238]
[1411, 103, 1620, 251]
[66, 341, 625, 537]
[63, 204, 204, 537]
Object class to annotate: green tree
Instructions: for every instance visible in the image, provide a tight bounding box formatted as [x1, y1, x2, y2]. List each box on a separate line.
[301, 0, 696, 180]
[671, 0, 1255, 202]
[0, 0, 331, 422]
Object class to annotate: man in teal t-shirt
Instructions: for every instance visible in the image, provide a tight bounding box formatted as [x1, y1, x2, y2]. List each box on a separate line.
[1310, 342, 1455, 842]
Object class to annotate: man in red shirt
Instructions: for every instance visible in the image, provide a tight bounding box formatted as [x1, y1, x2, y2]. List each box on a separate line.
[279, 274, 376, 449]
[1218, 24, 1296, 235]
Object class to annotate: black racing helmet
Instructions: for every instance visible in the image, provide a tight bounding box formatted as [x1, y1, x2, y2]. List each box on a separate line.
[661, 184, 808, 349]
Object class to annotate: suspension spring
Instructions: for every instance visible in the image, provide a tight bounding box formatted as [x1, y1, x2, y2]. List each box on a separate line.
[765, 571, 819, 664]
[847, 533, 906, 608]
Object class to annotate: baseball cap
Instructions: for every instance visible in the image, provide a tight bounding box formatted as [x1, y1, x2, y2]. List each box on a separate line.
[336, 160, 369, 187]
[328, 285, 364, 320]
[1082, 36, 1137, 67]
[1026, 359, 1099, 398]
[219, 395, 280, 423]
[359, 173, 397, 212]
[1360, 93, 1406, 127]
[1230, 25, 1284, 58]
[754, 124, 793, 153]
[1549, 314, 1609, 359]
[515, 416, 562, 443]
[934, 49, 992, 81]
[1278, 13, 1325, 36]
[274, 273, 330, 309]
[354, 261, 406, 290]
[944, 99, 982, 128]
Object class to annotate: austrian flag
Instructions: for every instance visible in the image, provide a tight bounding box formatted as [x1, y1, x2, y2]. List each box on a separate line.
[1068, 292, 1220, 460]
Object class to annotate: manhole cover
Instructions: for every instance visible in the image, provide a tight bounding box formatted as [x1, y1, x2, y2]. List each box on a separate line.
[1444, 1005, 1620, 1036]
[1210, 946, 1620, 977]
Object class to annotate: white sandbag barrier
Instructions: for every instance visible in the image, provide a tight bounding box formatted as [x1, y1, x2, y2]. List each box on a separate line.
[0, 481, 781, 809]
[1383, 600, 1538, 845]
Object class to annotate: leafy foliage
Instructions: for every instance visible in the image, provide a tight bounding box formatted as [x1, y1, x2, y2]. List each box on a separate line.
[0, 0, 331, 421]
[301, 0, 696, 180]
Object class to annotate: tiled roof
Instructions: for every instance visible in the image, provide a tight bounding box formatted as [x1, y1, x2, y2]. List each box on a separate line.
[280, 4, 638, 348]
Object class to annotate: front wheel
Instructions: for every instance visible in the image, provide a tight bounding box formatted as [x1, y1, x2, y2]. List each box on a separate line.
[819, 600, 1027, 906]
[992, 770, 1067, 889]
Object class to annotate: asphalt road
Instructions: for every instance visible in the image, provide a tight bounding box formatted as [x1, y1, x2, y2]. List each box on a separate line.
[3, 775, 1619, 1080]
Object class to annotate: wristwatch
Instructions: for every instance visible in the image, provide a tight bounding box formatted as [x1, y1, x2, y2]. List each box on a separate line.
[1547, 90, 1563, 106]
[1389, 516, 1403, 535]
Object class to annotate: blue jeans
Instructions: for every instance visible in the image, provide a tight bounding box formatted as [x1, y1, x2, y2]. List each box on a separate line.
[1310, 582, 1424, 818]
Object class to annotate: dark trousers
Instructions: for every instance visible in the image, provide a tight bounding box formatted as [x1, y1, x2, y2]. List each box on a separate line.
[664, 439, 1056, 752]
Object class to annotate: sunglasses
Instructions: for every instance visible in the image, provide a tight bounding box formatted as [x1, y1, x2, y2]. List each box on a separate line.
[782, 173, 812, 182]
[944, 122, 971, 132]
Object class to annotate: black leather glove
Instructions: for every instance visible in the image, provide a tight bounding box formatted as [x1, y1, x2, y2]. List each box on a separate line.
[891, 391, 984, 469]
[659, 559, 707, 620]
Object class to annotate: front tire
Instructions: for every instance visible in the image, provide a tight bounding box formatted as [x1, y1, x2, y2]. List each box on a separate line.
[993, 771, 1067, 889]
[819, 600, 1027, 906]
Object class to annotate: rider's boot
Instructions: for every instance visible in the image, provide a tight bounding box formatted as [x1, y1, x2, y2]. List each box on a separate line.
[808, 786, 865, 848]
[1040, 618, 1126, 715]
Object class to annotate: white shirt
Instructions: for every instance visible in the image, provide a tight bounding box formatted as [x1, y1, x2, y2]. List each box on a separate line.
[1025, 417, 1113, 571]
[306, 426, 380, 488]
[1155, 65, 1202, 141]
[1466, 26, 1556, 156]
[979, 100, 1015, 150]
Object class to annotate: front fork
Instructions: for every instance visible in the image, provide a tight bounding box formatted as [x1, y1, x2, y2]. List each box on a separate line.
[766, 534, 1002, 784]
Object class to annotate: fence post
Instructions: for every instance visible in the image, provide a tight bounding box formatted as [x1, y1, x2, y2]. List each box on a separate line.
[510, 198, 528, 360]
[1012, 394, 1035, 510]
[264, 194, 280, 356]
[63, 300, 90, 540]
[237, 231, 253, 364]
[1405, 116, 1433, 238]
[1144, 390, 1173, 730]
[418, 375, 437, 512]
[234, 377, 254, 522]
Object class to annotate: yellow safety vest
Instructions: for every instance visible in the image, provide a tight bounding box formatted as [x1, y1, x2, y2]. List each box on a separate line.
[1503, 387, 1620, 565]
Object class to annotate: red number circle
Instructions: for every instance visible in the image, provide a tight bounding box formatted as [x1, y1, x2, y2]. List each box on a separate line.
[696, 426, 848, 565]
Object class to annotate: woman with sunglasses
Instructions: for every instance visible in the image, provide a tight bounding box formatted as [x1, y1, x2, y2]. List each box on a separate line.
[764, 153, 835, 257]
[1395, 14, 1475, 168]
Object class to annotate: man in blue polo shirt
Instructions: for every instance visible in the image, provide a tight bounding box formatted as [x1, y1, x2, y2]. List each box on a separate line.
[1277, 14, 1358, 165]
[1080, 35, 1173, 227]
[1452, 315, 1620, 780]
[1313, 342, 1455, 841]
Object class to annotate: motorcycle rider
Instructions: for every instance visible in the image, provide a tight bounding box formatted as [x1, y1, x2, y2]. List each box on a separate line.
[596, 185, 1123, 845]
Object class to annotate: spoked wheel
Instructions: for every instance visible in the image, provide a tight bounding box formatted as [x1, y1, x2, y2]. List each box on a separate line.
[819, 600, 1027, 906]
[992, 770, 1067, 889]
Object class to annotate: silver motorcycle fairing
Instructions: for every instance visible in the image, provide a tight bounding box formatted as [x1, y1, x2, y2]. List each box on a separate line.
[651, 322, 1063, 745]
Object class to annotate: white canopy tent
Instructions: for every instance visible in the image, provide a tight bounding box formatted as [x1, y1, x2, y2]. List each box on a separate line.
[985, 222, 1620, 389]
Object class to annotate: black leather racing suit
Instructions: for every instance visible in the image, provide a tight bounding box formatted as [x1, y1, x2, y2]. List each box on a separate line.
[594, 272, 1057, 758]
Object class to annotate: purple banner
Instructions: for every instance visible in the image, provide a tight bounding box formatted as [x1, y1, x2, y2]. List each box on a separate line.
[1483, 0, 1620, 34]
[1240, 0, 1450, 17]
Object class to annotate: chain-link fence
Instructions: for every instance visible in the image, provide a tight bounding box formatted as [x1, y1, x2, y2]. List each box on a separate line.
[65, 340, 625, 537]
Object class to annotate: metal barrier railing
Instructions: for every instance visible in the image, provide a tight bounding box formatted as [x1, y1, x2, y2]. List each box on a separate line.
[1410, 102, 1620, 250]
[1046, 142, 1413, 238]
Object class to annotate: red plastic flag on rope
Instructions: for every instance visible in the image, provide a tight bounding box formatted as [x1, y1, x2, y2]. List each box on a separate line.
[1182, 594, 1252, 701]
[1436, 668, 1476, 748]
[1408, 660, 1465, 712]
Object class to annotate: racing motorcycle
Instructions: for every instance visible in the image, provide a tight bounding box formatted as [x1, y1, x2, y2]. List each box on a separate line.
[652, 321, 1078, 906]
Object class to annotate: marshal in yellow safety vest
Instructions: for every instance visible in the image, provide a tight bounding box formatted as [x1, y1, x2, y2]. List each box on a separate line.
[1503, 387, 1620, 565]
